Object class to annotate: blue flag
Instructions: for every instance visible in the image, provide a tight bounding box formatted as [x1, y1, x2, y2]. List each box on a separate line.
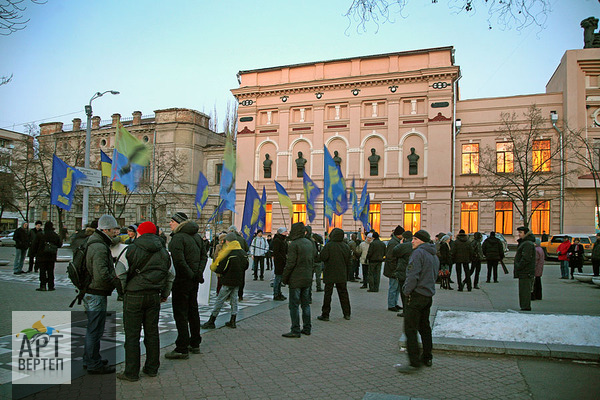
[257, 186, 267, 232]
[219, 135, 237, 213]
[50, 154, 86, 211]
[303, 171, 321, 223]
[358, 182, 371, 232]
[195, 172, 210, 218]
[241, 181, 261, 243]
[275, 180, 293, 220]
[323, 146, 347, 220]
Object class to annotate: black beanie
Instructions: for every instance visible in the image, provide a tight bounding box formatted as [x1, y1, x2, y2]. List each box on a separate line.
[414, 229, 431, 243]
[393, 225, 405, 236]
[171, 212, 188, 224]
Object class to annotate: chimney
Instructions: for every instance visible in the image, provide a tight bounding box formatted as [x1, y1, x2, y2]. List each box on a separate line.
[111, 113, 121, 127]
[132, 111, 142, 125]
[39, 122, 63, 135]
[92, 116, 101, 129]
[72, 118, 81, 131]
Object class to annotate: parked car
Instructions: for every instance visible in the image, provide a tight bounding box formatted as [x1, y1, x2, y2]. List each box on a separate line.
[0, 231, 16, 247]
[540, 234, 597, 260]
[468, 232, 509, 254]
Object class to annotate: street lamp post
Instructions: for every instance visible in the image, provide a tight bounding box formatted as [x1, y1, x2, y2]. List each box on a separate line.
[82, 90, 119, 229]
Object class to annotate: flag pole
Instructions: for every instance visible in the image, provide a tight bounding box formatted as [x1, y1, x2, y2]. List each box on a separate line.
[279, 203, 288, 231]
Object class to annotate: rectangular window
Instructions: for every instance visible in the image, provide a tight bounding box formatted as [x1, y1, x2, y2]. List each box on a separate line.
[531, 200, 550, 235]
[142, 163, 151, 183]
[461, 144, 479, 174]
[495, 201, 513, 235]
[265, 203, 272, 233]
[532, 139, 551, 172]
[215, 163, 223, 185]
[369, 203, 381, 234]
[292, 203, 306, 225]
[327, 214, 343, 233]
[496, 142, 514, 173]
[460, 201, 478, 234]
[403, 203, 421, 232]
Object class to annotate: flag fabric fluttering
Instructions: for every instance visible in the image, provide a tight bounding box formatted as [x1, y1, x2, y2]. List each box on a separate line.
[303, 171, 321, 223]
[219, 135, 236, 213]
[100, 150, 127, 195]
[323, 146, 347, 222]
[50, 154, 86, 211]
[111, 123, 150, 192]
[358, 181, 371, 232]
[274, 180, 293, 220]
[194, 171, 210, 218]
[350, 178, 359, 221]
[240, 181, 261, 243]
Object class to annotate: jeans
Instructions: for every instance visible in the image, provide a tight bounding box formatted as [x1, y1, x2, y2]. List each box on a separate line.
[123, 292, 161, 377]
[387, 277, 400, 308]
[83, 294, 108, 370]
[368, 262, 382, 291]
[321, 282, 350, 318]
[288, 287, 311, 334]
[469, 260, 481, 287]
[13, 248, 26, 273]
[210, 285, 238, 317]
[37, 260, 55, 290]
[486, 260, 499, 282]
[560, 260, 569, 278]
[172, 281, 201, 353]
[273, 274, 282, 297]
[404, 292, 433, 367]
[253, 256, 265, 279]
[456, 262, 471, 290]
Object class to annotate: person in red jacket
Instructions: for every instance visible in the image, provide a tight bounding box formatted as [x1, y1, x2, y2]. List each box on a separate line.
[557, 237, 571, 279]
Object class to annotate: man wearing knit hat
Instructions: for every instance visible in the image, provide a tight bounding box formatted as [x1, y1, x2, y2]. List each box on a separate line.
[395, 229, 439, 374]
[384, 226, 405, 311]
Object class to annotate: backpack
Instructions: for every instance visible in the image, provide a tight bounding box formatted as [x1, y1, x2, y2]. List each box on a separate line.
[67, 240, 91, 307]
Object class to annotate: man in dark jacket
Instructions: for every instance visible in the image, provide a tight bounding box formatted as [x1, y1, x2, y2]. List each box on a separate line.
[31, 221, 62, 291]
[27, 221, 43, 273]
[395, 230, 439, 374]
[282, 222, 316, 338]
[13, 222, 29, 274]
[317, 228, 351, 321]
[83, 214, 121, 374]
[201, 232, 249, 330]
[482, 231, 504, 283]
[451, 229, 473, 291]
[393, 231, 413, 317]
[118, 221, 171, 382]
[228, 225, 248, 301]
[166, 212, 207, 359]
[514, 226, 536, 311]
[384, 226, 404, 311]
[272, 227, 288, 301]
[305, 225, 322, 292]
[366, 231, 386, 292]
[348, 233, 361, 280]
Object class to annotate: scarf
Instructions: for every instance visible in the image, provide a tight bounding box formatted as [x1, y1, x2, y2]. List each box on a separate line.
[211, 240, 242, 272]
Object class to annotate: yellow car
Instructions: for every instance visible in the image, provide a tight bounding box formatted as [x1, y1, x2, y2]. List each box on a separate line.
[540, 234, 596, 260]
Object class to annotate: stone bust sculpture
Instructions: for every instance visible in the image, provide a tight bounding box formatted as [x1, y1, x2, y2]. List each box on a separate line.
[333, 150, 342, 167]
[407, 147, 420, 175]
[368, 148, 380, 176]
[263, 153, 273, 178]
[295, 151, 307, 177]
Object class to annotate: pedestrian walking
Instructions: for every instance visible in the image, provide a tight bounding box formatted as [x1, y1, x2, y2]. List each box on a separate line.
[557, 237, 571, 279]
[272, 227, 288, 301]
[469, 232, 484, 289]
[451, 229, 473, 291]
[394, 229, 439, 373]
[250, 229, 269, 280]
[13, 222, 29, 274]
[31, 221, 62, 291]
[384, 226, 404, 311]
[27, 221, 43, 273]
[514, 226, 536, 311]
[317, 228, 351, 321]
[393, 230, 413, 316]
[482, 231, 503, 283]
[567, 238, 584, 279]
[532, 238, 545, 301]
[366, 231, 386, 292]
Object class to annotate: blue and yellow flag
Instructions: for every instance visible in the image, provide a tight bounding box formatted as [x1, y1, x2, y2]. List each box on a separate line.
[241, 181, 261, 243]
[358, 181, 371, 232]
[303, 171, 321, 223]
[100, 150, 127, 195]
[195, 171, 210, 218]
[350, 178, 359, 221]
[50, 154, 86, 211]
[257, 186, 267, 232]
[111, 123, 150, 192]
[219, 134, 236, 213]
[323, 146, 347, 221]
[274, 180, 293, 220]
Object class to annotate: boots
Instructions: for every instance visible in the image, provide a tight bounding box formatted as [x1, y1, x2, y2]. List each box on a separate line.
[201, 315, 216, 329]
[225, 315, 237, 329]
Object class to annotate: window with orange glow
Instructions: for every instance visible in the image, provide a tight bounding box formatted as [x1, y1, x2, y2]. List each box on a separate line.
[530, 200, 550, 235]
[532, 140, 551, 172]
[265, 203, 272, 233]
[496, 142, 514, 173]
[461, 144, 479, 174]
[369, 203, 381, 234]
[495, 201, 513, 234]
[460, 201, 478, 233]
[326, 214, 343, 233]
[292, 203, 306, 225]
[403, 203, 421, 232]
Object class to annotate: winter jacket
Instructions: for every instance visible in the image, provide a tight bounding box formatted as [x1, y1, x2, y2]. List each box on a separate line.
[305, 225, 321, 266]
[451, 233, 472, 263]
[358, 241, 370, 264]
[403, 242, 439, 297]
[438, 241, 452, 266]
[567, 243, 585, 262]
[124, 233, 172, 296]
[482, 236, 504, 261]
[557, 240, 571, 261]
[384, 235, 402, 278]
[282, 222, 315, 289]
[392, 240, 413, 281]
[213, 241, 248, 287]
[514, 231, 536, 278]
[14, 226, 30, 250]
[272, 232, 288, 275]
[168, 220, 207, 286]
[366, 237, 386, 263]
[534, 245, 544, 277]
[320, 228, 351, 284]
[349, 239, 360, 260]
[28, 227, 43, 255]
[86, 230, 120, 296]
[32, 228, 62, 263]
[250, 235, 269, 257]
[593, 240, 600, 261]
[470, 233, 484, 262]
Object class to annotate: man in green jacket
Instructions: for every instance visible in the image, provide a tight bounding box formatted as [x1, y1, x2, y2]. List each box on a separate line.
[514, 226, 536, 311]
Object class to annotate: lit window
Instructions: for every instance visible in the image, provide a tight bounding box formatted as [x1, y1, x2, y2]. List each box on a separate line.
[531, 200, 550, 235]
[460, 201, 478, 234]
[369, 204, 381, 234]
[403, 203, 421, 232]
[532, 140, 551, 172]
[495, 201, 513, 235]
[327, 214, 343, 233]
[496, 142, 514, 173]
[265, 203, 272, 233]
[292, 203, 306, 225]
[461, 144, 479, 174]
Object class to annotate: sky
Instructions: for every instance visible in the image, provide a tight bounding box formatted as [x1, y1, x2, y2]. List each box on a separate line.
[0, 0, 599, 134]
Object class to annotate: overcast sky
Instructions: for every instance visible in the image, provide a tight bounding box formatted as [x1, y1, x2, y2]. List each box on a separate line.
[1, 0, 598, 133]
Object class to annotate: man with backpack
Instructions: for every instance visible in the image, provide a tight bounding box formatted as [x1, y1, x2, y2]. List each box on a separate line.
[166, 212, 207, 359]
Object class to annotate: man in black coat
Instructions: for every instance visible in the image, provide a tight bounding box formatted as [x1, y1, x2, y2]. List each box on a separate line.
[366, 231, 386, 292]
[317, 228, 351, 321]
[166, 212, 207, 359]
[272, 227, 288, 301]
[514, 226, 536, 311]
[393, 231, 413, 317]
[451, 229, 473, 291]
[384, 226, 404, 311]
[27, 221, 43, 273]
[31, 221, 62, 291]
[13, 222, 29, 274]
[482, 231, 504, 283]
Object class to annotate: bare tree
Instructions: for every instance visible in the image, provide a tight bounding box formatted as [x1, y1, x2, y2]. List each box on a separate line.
[96, 175, 134, 221]
[1, 0, 45, 36]
[345, 0, 552, 32]
[1, 73, 13, 86]
[471, 105, 565, 229]
[223, 99, 238, 138]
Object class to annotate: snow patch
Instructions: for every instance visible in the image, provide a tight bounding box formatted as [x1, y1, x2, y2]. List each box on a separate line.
[432, 311, 600, 347]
